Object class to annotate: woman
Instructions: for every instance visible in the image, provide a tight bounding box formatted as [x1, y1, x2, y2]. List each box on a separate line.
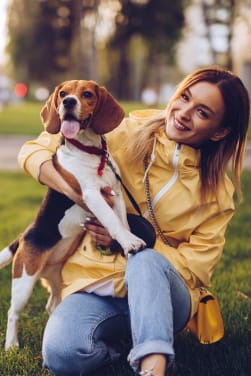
[18, 66, 250, 376]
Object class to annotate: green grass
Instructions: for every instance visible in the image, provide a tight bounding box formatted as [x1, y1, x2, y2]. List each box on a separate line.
[0, 102, 42, 136]
[0, 101, 159, 136]
[0, 101, 251, 140]
[0, 171, 250, 375]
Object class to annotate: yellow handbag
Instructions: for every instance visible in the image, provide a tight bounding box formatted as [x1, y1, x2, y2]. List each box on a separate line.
[187, 288, 224, 344]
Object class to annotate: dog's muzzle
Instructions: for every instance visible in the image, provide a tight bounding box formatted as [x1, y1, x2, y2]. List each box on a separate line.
[63, 97, 77, 110]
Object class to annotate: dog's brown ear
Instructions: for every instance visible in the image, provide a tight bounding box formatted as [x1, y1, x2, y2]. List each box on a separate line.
[92, 86, 125, 134]
[40, 84, 62, 134]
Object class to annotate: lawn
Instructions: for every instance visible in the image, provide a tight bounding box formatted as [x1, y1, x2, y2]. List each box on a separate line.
[0, 101, 251, 139]
[0, 170, 250, 375]
[0, 101, 157, 136]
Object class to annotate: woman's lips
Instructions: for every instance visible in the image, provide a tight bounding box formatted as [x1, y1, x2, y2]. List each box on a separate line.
[174, 117, 189, 131]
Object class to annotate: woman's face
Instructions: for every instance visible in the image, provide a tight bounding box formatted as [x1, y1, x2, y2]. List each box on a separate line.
[166, 81, 227, 147]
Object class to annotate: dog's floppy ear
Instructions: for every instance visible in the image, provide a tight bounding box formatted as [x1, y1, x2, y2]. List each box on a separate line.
[92, 86, 125, 134]
[40, 84, 63, 134]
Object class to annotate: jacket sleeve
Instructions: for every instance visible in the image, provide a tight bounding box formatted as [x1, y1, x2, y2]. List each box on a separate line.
[160, 206, 234, 289]
[18, 131, 61, 181]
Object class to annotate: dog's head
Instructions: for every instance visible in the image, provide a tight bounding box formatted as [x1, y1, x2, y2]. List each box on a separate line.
[40, 80, 125, 137]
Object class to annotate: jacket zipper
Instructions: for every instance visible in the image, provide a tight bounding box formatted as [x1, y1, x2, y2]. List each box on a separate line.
[143, 143, 182, 217]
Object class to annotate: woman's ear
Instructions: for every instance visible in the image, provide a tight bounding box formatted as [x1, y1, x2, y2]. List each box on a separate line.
[210, 127, 231, 142]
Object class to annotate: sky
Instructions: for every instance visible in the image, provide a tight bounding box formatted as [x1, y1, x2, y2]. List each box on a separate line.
[0, 0, 9, 65]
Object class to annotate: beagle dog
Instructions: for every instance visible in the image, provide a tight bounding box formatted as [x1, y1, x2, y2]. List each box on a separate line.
[0, 80, 146, 350]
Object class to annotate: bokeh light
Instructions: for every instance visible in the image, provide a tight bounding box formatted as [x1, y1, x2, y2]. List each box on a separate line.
[34, 87, 49, 101]
[14, 82, 28, 98]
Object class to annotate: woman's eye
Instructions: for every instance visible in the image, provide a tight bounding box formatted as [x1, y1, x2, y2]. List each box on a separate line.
[198, 109, 208, 119]
[59, 91, 66, 98]
[181, 92, 189, 101]
[82, 91, 93, 98]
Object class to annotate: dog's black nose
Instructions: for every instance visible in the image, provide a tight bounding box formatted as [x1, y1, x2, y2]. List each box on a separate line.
[63, 97, 77, 110]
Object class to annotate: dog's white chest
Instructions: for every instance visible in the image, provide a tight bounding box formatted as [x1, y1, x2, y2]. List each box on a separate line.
[56, 143, 122, 239]
[57, 145, 118, 189]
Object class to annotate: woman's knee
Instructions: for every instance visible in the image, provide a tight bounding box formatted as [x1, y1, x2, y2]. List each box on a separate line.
[43, 335, 115, 376]
[125, 249, 170, 280]
[127, 248, 159, 267]
[42, 293, 128, 375]
[43, 339, 78, 375]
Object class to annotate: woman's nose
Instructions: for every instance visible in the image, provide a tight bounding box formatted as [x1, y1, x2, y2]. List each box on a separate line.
[179, 104, 192, 120]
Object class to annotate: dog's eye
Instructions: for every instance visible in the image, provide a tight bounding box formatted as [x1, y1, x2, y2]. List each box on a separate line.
[59, 91, 67, 98]
[82, 91, 93, 99]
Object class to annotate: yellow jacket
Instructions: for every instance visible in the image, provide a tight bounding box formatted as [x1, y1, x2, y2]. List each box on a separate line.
[18, 115, 235, 317]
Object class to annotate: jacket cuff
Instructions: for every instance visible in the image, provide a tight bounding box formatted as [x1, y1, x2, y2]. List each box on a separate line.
[22, 150, 53, 181]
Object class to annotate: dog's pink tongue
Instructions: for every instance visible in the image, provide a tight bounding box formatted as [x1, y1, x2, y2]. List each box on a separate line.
[61, 120, 80, 139]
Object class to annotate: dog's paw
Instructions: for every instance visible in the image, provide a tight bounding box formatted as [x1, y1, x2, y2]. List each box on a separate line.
[121, 232, 146, 256]
[5, 338, 19, 351]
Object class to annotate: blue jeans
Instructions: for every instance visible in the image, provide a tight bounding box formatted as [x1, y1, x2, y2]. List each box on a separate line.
[42, 249, 191, 375]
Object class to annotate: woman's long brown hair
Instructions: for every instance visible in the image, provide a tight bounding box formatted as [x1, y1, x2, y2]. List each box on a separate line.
[126, 66, 250, 202]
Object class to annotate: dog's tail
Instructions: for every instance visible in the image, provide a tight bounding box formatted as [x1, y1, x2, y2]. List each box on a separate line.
[0, 237, 20, 269]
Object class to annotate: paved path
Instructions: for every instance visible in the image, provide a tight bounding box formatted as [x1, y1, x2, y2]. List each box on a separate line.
[0, 135, 251, 170]
[0, 135, 33, 171]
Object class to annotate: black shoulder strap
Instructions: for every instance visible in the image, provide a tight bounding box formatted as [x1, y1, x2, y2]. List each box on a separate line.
[107, 159, 142, 216]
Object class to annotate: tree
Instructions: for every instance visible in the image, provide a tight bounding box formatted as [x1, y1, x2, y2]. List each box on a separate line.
[198, 0, 251, 70]
[109, 0, 189, 99]
[6, 0, 190, 99]
[6, 0, 96, 89]
[69, 0, 102, 81]
[199, 0, 236, 69]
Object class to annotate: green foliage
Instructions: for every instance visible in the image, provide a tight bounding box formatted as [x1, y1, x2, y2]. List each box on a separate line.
[6, 0, 189, 99]
[0, 170, 250, 375]
[7, 0, 77, 86]
[112, 0, 186, 58]
[109, 0, 188, 99]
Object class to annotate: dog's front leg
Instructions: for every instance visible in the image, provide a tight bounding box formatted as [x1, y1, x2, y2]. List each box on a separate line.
[84, 189, 146, 255]
[112, 191, 130, 229]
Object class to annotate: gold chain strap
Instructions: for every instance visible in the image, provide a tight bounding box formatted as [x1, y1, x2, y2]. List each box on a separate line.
[143, 155, 170, 246]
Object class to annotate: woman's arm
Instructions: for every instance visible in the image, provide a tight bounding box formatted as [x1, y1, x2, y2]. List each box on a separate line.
[18, 131, 114, 246]
[39, 159, 86, 207]
[18, 131, 60, 179]
[18, 131, 88, 207]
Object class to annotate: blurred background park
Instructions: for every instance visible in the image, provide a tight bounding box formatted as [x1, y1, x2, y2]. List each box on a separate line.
[1, 0, 251, 106]
[0, 1, 251, 375]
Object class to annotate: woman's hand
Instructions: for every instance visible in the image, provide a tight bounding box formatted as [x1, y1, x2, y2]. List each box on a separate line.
[84, 217, 113, 249]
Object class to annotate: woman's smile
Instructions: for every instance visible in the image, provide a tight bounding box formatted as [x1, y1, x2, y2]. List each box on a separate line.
[166, 81, 225, 147]
[173, 116, 190, 132]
